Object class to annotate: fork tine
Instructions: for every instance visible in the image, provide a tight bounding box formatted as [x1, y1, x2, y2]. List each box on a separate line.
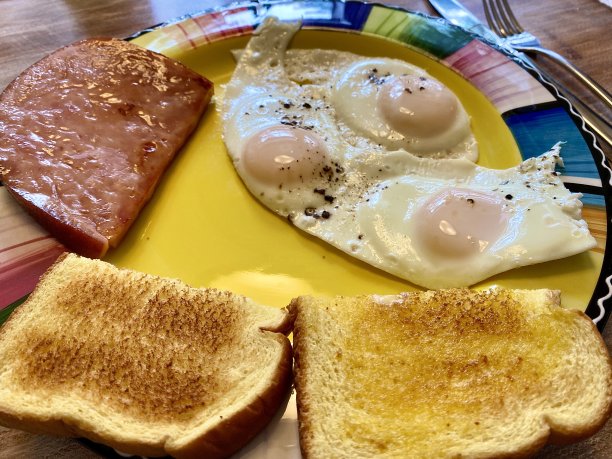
[482, 0, 503, 36]
[485, 0, 612, 110]
[498, 0, 523, 34]
[484, 0, 510, 37]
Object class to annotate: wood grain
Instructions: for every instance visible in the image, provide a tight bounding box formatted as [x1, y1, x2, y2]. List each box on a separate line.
[0, 0, 610, 458]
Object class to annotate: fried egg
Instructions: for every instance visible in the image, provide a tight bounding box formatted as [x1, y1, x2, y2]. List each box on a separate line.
[331, 58, 475, 157]
[220, 18, 596, 289]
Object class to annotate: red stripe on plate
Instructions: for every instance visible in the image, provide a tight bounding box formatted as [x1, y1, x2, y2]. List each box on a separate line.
[175, 22, 197, 49]
[192, 7, 254, 44]
[0, 244, 65, 309]
[0, 235, 53, 255]
[444, 39, 554, 113]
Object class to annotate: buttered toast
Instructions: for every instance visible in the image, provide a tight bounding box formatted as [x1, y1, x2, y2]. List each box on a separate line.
[0, 253, 293, 459]
[290, 289, 612, 458]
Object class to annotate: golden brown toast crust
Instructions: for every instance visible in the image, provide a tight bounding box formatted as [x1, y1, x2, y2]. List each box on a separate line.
[0, 254, 293, 458]
[173, 336, 293, 459]
[291, 290, 612, 458]
[0, 336, 293, 459]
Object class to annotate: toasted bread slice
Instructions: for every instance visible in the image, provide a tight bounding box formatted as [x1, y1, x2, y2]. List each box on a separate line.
[0, 38, 213, 258]
[0, 253, 292, 458]
[291, 289, 612, 458]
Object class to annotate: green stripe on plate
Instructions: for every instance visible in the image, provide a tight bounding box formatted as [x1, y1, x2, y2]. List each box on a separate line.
[0, 296, 26, 326]
[363, 6, 472, 58]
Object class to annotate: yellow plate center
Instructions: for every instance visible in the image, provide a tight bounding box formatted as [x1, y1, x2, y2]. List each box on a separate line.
[106, 30, 602, 310]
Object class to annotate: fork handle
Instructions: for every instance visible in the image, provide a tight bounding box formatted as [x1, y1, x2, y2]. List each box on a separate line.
[516, 45, 612, 109]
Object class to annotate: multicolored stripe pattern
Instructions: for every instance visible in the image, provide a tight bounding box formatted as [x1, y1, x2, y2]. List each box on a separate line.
[0, 189, 65, 308]
[134, 6, 257, 53]
[1, 1, 610, 327]
[363, 6, 472, 57]
[134, 1, 608, 208]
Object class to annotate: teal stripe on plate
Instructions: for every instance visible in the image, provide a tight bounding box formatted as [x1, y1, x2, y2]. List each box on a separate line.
[502, 104, 603, 206]
[580, 193, 607, 208]
[363, 7, 472, 58]
[504, 105, 599, 178]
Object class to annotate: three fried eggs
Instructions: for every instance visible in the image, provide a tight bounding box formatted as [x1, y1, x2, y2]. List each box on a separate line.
[220, 18, 595, 289]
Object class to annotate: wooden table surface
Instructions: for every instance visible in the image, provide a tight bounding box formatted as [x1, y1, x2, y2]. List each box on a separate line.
[0, 0, 610, 457]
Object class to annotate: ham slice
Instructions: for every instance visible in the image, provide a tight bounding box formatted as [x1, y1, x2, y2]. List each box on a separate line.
[0, 38, 213, 258]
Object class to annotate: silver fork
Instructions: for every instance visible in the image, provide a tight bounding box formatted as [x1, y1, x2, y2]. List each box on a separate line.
[483, 0, 612, 109]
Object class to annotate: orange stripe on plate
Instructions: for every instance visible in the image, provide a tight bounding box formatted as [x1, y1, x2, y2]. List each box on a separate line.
[582, 205, 607, 253]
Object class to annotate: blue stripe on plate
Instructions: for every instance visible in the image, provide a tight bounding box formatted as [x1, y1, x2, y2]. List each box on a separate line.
[342, 0, 374, 30]
[502, 104, 604, 206]
[264, 0, 373, 30]
[580, 193, 607, 208]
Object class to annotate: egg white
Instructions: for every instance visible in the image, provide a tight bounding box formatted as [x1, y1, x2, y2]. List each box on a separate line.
[330, 58, 477, 159]
[220, 18, 596, 289]
[291, 146, 595, 288]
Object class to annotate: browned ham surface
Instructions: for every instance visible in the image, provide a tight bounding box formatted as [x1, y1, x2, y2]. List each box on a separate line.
[0, 38, 213, 258]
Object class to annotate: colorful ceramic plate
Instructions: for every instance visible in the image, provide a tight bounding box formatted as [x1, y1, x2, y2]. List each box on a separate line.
[0, 1, 610, 456]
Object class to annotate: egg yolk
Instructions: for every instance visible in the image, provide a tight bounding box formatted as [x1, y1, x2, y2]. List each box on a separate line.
[414, 188, 509, 258]
[242, 125, 328, 186]
[378, 75, 460, 138]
